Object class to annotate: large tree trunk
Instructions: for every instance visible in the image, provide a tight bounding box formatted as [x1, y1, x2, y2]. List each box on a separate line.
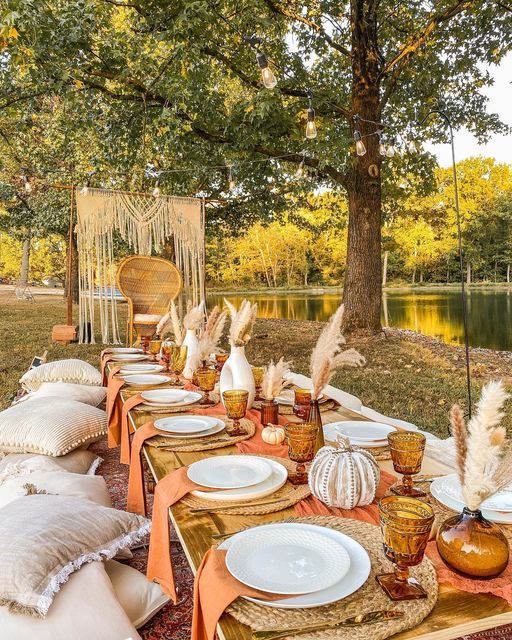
[342, 8, 382, 336]
[19, 235, 31, 285]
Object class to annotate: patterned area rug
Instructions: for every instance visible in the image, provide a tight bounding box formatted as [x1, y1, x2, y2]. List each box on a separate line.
[90, 438, 511, 640]
[90, 439, 194, 640]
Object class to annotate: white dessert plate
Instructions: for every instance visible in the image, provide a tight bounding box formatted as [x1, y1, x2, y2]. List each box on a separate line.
[191, 459, 287, 502]
[155, 419, 225, 440]
[219, 523, 370, 608]
[120, 364, 164, 374]
[187, 455, 272, 489]
[329, 421, 396, 441]
[123, 374, 169, 386]
[431, 474, 512, 523]
[141, 391, 202, 408]
[111, 354, 148, 362]
[225, 523, 351, 595]
[154, 416, 217, 435]
[110, 347, 143, 354]
[141, 389, 192, 404]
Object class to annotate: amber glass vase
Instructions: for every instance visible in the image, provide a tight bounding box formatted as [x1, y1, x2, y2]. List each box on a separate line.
[260, 399, 279, 426]
[436, 507, 509, 579]
[308, 399, 325, 454]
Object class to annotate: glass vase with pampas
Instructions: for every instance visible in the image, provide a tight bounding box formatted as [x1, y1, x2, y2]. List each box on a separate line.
[308, 304, 366, 453]
[436, 381, 511, 578]
[259, 358, 292, 426]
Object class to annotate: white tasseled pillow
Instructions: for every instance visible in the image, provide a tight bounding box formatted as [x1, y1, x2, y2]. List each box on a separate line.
[20, 359, 102, 392]
[0, 398, 107, 456]
[18, 382, 107, 407]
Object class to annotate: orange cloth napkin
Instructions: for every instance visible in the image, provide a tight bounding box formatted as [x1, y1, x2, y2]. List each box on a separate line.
[425, 540, 512, 605]
[106, 367, 124, 448]
[120, 394, 145, 465]
[236, 408, 289, 458]
[101, 352, 118, 386]
[293, 470, 396, 525]
[192, 549, 293, 640]
[126, 421, 161, 516]
[145, 467, 219, 601]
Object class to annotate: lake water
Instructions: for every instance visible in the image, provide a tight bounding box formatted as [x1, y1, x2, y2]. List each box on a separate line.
[209, 289, 512, 352]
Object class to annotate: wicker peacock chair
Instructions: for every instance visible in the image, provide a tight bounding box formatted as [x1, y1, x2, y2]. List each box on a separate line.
[116, 255, 182, 346]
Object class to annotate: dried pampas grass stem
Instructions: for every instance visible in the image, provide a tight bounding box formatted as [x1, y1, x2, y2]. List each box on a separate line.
[262, 358, 292, 400]
[224, 298, 257, 347]
[450, 404, 467, 488]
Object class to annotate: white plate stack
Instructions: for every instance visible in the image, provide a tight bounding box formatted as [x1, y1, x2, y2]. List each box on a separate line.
[324, 421, 396, 448]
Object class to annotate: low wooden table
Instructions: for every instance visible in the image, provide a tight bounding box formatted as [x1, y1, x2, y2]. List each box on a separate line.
[112, 369, 512, 640]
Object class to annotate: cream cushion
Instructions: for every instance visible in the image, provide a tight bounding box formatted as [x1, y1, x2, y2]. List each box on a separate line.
[0, 494, 150, 617]
[105, 560, 170, 628]
[133, 313, 162, 323]
[0, 398, 106, 456]
[0, 449, 101, 475]
[20, 359, 102, 391]
[0, 561, 141, 640]
[19, 382, 107, 407]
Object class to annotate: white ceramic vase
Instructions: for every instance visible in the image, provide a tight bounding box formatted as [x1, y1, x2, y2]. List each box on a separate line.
[182, 329, 199, 379]
[219, 345, 255, 408]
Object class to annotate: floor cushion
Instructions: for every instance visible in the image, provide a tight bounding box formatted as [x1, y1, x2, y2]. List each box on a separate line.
[19, 382, 107, 407]
[20, 359, 102, 392]
[0, 398, 106, 456]
[105, 560, 170, 628]
[0, 450, 101, 475]
[0, 494, 150, 617]
[0, 561, 141, 640]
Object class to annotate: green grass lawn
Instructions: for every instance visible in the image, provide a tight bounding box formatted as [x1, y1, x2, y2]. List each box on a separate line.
[1, 293, 511, 438]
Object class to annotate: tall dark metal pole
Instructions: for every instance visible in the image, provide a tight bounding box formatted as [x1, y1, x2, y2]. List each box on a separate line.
[418, 109, 472, 418]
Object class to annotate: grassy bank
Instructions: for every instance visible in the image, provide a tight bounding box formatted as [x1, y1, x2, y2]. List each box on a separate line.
[1, 293, 511, 437]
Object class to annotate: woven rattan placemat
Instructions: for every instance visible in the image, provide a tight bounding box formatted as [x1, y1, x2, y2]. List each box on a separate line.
[224, 515, 438, 639]
[181, 455, 311, 515]
[145, 417, 256, 453]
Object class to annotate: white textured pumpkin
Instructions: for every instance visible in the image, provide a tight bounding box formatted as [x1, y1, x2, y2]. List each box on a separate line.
[308, 436, 380, 508]
[261, 424, 285, 445]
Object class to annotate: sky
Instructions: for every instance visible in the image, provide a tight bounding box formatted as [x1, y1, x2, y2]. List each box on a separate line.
[425, 53, 512, 167]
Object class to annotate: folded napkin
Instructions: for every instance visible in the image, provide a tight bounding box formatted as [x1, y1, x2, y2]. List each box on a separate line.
[126, 421, 161, 516]
[120, 394, 145, 464]
[106, 367, 124, 448]
[101, 352, 118, 386]
[426, 537, 512, 605]
[236, 409, 289, 458]
[294, 470, 396, 525]
[146, 467, 217, 601]
[192, 549, 292, 640]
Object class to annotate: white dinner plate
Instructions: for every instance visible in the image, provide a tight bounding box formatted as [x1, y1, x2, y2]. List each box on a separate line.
[431, 474, 512, 523]
[154, 415, 217, 435]
[141, 391, 202, 408]
[224, 523, 350, 595]
[327, 421, 396, 442]
[122, 374, 169, 387]
[111, 354, 148, 362]
[187, 455, 272, 489]
[120, 364, 164, 374]
[110, 347, 143, 354]
[155, 419, 225, 439]
[141, 389, 192, 404]
[219, 523, 370, 608]
[191, 459, 287, 502]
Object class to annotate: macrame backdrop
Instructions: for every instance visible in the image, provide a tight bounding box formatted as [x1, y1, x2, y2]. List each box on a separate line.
[75, 187, 205, 344]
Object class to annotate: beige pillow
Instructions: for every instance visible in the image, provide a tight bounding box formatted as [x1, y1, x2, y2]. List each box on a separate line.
[105, 561, 170, 628]
[0, 494, 150, 617]
[19, 382, 107, 407]
[0, 398, 106, 456]
[20, 359, 102, 392]
[0, 450, 101, 475]
[0, 561, 141, 640]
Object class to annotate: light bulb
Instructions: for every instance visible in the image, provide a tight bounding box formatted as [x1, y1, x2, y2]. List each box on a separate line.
[256, 52, 277, 89]
[152, 185, 161, 197]
[379, 142, 387, 156]
[229, 179, 236, 191]
[295, 160, 305, 179]
[80, 185, 89, 196]
[355, 139, 366, 156]
[386, 144, 395, 158]
[407, 139, 416, 153]
[305, 108, 317, 139]
[24, 180, 32, 193]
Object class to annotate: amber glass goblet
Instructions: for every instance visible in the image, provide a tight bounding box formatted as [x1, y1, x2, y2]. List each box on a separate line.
[222, 390, 249, 437]
[293, 388, 312, 420]
[377, 496, 434, 600]
[195, 367, 217, 405]
[149, 339, 162, 362]
[169, 345, 188, 385]
[388, 431, 426, 497]
[215, 353, 229, 373]
[285, 422, 319, 485]
[160, 339, 173, 372]
[252, 366, 265, 402]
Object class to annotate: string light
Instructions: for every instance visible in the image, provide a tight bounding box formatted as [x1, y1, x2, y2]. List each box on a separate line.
[295, 152, 305, 179]
[377, 131, 387, 156]
[20, 169, 32, 193]
[228, 165, 236, 191]
[352, 115, 366, 156]
[406, 137, 416, 153]
[152, 181, 161, 197]
[244, 35, 277, 89]
[305, 90, 317, 139]
[386, 138, 396, 158]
